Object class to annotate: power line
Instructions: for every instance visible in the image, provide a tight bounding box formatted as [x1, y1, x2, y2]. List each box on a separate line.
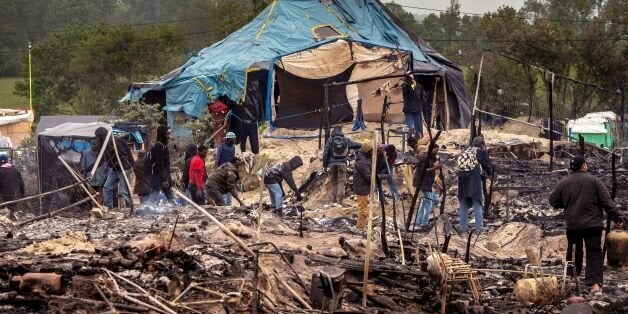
[396, 4, 626, 25]
[0, 30, 219, 55]
[0, 15, 212, 37]
[424, 37, 624, 43]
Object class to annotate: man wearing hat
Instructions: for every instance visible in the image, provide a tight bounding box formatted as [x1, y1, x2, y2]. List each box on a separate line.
[550, 155, 624, 294]
[216, 132, 236, 167]
[0, 154, 24, 220]
[353, 140, 373, 229]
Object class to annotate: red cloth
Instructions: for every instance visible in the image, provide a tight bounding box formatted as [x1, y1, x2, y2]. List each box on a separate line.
[189, 155, 206, 186]
[209, 100, 229, 115]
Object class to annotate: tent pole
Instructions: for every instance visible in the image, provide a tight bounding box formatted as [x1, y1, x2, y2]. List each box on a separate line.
[57, 156, 103, 210]
[111, 135, 135, 211]
[430, 78, 438, 130]
[548, 74, 555, 170]
[443, 77, 450, 130]
[324, 79, 331, 143]
[90, 128, 112, 179]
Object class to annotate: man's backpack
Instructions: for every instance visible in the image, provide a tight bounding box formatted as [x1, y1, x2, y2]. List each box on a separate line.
[456, 147, 479, 172]
[330, 135, 348, 158]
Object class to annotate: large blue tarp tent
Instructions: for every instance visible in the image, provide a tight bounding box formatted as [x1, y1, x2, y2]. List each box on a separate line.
[122, 0, 471, 132]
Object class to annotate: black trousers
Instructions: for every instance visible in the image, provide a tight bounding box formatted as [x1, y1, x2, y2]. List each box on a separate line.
[566, 227, 603, 286]
[189, 184, 205, 205]
[240, 121, 259, 154]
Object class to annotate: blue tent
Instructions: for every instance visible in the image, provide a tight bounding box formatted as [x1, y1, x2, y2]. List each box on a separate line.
[123, 0, 470, 132]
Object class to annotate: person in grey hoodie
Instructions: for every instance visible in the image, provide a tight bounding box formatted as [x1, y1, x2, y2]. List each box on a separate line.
[322, 126, 361, 206]
[264, 156, 304, 213]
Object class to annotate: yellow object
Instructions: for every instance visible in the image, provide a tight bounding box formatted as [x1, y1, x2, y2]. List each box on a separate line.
[607, 230, 628, 268]
[360, 139, 373, 153]
[356, 195, 368, 229]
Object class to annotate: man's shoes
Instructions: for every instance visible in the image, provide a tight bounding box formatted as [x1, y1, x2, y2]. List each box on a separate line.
[590, 284, 602, 295]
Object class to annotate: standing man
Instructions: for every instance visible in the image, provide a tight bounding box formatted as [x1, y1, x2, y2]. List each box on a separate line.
[456, 136, 493, 233]
[181, 144, 198, 197]
[264, 156, 304, 214]
[80, 140, 108, 203]
[205, 157, 246, 207]
[95, 127, 135, 209]
[189, 145, 208, 205]
[413, 145, 442, 229]
[401, 73, 425, 138]
[133, 150, 151, 205]
[353, 140, 373, 230]
[323, 126, 361, 206]
[550, 155, 624, 294]
[376, 144, 400, 202]
[0, 154, 24, 220]
[147, 126, 174, 205]
[216, 132, 236, 167]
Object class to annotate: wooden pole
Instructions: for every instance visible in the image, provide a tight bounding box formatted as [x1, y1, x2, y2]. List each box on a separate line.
[0, 179, 87, 208]
[362, 130, 378, 308]
[15, 196, 92, 227]
[173, 190, 255, 256]
[548, 74, 555, 170]
[57, 156, 103, 210]
[111, 135, 134, 209]
[443, 78, 450, 130]
[603, 150, 618, 263]
[91, 127, 112, 179]
[430, 78, 438, 129]
[256, 168, 266, 239]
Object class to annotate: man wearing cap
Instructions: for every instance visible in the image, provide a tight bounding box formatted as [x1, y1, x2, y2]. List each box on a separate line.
[216, 132, 236, 167]
[550, 155, 624, 294]
[353, 140, 373, 229]
[264, 156, 304, 214]
[0, 154, 24, 220]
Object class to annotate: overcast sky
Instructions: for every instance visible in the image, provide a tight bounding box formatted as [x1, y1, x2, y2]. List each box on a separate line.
[384, 0, 525, 15]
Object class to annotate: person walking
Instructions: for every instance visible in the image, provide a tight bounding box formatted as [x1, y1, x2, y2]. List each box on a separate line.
[456, 136, 493, 233]
[413, 145, 441, 229]
[550, 155, 624, 294]
[205, 157, 246, 207]
[353, 140, 373, 230]
[376, 144, 400, 202]
[132, 150, 151, 204]
[322, 126, 361, 206]
[216, 132, 236, 167]
[189, 145, 208, 205]
[147, 126, 174, 205]
[264, 156, 304, 214]
[401, 73, 425, 138]
[95, 127, 135, 209]
[0, 154, 24, 220]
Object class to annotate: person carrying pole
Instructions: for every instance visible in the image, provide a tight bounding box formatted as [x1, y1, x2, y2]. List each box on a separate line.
[95, 127, 135, 209]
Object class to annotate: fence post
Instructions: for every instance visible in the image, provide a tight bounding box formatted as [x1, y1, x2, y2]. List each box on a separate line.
[548, 75, 554, 170]
[621, 82, 625, 142]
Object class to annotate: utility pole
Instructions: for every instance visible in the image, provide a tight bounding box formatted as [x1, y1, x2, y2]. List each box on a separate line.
[548, 74, 554, 170]
[28, 41, 33, 114]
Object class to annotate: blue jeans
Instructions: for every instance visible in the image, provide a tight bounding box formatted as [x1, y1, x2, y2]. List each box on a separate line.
[384, 167, 400, 199]
[459, 198, 484, 231]
[416, 191, 438, 226]
[223, 193, 232, 206]
[266, 183, 283, 209]
[404, 112, 423, 137]
[103, 168, 132, 209]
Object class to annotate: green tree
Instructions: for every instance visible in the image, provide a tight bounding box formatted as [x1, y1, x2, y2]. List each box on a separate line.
[384, 2, 420, 31]
[14, 24, 185, 118]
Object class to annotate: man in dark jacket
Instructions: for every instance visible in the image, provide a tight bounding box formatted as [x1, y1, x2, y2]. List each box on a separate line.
[323, 126, 361, 206]
[216, 132, 236, 167]
[413, 145, 441, 228]
[376, 144, 400, 202]
[95, 127, 135, 209]
[401, 73, 424, 138]
[0, 154, 24, 220]
[353, 140, 373, 229]
[264, 156, 304, 214]
[147, 126, 174, 205]
[133, 150, 151, 204]
[206, 157, 245, 207]
[550, 155, 624, 293]
[457, 136, 493, 232]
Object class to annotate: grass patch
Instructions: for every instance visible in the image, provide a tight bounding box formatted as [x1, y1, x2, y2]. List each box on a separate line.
[0, 77, 28, 109]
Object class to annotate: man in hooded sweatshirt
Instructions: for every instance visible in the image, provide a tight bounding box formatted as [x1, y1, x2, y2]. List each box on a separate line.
[205, 157, 246, 207]
[95, 127, 135, 209]
[0, 154, 24, 220]
[353, 140, 373, 230]
[147, 126, 174, 205]
[264, 156, 304, 214]
[456, 136, 493, 232]
[323, 126, 361, 206]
